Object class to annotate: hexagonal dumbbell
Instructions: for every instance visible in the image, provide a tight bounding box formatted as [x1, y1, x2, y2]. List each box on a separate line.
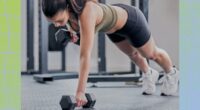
[60, 93, 96, 110]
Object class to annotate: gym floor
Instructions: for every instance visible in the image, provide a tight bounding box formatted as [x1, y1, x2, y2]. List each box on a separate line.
[22, 75, 179, 110]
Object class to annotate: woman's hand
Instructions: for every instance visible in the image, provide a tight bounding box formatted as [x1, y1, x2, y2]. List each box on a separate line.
[70, 32, 79, 43]
[75, 91, 88, 107]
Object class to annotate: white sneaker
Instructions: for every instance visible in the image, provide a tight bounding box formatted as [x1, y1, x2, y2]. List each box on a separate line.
[161, 68, 179, 96]
[142, 68, 159, 95]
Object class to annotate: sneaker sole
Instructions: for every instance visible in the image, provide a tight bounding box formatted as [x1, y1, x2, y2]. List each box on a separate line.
[142, 92, 153, 95]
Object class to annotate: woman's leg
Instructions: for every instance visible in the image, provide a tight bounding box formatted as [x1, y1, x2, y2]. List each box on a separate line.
[137, 36, 173, 73]
[108, 3, 178, 95]
[137, 36, 179, 96]
[114, 39, 149, 73]
[111, 39, 159, 95]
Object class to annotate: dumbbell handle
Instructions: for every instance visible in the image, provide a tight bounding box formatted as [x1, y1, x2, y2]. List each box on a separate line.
[60, 93, 96, 110]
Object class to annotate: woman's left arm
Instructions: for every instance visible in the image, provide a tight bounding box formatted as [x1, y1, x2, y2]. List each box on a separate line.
[76, 2, 97, 94]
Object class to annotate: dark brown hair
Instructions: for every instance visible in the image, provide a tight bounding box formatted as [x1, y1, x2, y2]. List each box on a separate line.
[42, 0, 94, 18]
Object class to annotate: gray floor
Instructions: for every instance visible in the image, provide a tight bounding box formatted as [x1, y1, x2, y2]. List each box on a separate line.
[22, 75, 179, 110]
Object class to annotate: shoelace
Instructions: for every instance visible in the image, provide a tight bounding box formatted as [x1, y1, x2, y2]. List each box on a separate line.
[161, 74, 174, 86]
[159, 68, 177, 84]
[142, 74, 154, 85]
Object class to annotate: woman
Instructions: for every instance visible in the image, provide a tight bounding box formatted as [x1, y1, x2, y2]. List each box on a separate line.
[42, 0, 179, 107]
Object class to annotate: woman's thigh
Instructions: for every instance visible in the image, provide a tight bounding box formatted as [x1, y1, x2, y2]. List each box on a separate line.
[137, 36, 157, 58]
[114, 39, 138, 55]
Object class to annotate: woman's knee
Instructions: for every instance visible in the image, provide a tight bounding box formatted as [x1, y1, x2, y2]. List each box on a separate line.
[141, 48, 158, 60]
[137, 36, 159, 60]
[127, 51, 140, 59]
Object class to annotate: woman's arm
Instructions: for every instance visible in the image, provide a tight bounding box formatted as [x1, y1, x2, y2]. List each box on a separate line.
[76, 2, 97, 94]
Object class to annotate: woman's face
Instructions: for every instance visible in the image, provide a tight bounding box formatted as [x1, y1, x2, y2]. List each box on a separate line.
[47, 10, 70, 27]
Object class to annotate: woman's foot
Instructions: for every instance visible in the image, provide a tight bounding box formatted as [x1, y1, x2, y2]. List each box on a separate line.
[142, 68, 159, 95]
[161, 68, 179, 96]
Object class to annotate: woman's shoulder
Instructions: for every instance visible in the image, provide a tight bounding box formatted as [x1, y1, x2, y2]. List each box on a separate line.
[85, 0, 98, 7]
[82, 1, 99, 14]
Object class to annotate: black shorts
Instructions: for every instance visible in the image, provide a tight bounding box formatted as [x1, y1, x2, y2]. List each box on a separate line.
[107, 4, 151, 48]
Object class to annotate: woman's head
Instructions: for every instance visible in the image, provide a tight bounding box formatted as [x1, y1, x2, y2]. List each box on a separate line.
[42, 0, 70, 27]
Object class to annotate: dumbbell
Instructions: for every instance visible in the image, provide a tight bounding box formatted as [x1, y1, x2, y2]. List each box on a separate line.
[48, 24, 70, 51]
[60, 93, 96, 110]
[55, 28, 72, 46]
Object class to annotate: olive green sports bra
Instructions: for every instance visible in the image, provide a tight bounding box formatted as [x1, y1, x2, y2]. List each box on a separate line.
[67, 3, 118, 34]
[95, 3, 118, 33]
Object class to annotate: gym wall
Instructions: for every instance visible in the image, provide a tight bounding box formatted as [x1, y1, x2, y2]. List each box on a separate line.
[21, 0, 179, 73]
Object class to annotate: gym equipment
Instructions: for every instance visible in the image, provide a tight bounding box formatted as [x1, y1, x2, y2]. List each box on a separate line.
[33, 74, 53, 83]
[54, 28, 81, 47]
[48, 24, 71, 51]
[26, 0, 34, 72]
[55, 29, 71, 46]
[33, 71, 140, 83]
[33, 72, 78, 83]
[60, 93, 96, 110]
[88, 74, 140, 83]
